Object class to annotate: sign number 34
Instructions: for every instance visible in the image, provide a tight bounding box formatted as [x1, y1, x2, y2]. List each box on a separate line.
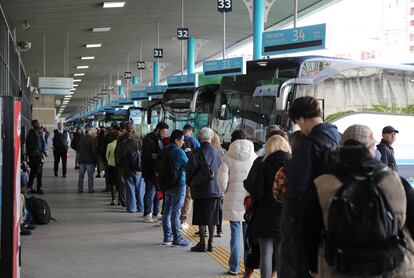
[293, 29, 306, 41]
[217, 0, 232, 12]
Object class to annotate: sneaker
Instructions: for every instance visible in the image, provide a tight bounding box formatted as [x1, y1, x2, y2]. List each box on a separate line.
[207, 243, 213, 252]
[37, 189, 44, 195]
[110, 201, 115, 206]
[190, 242, 206, 252]
[162, 238, 173, 246]
[215, 231, 223, 238]
[20, 225, 31, 236]
[154, 214, 162, 221]
[143, 214, 154, 223]
[24, 224, 36, 230]
[228, 270, 238, 276]
[173, 238, 191, 247]
[180, 222, 189, 230]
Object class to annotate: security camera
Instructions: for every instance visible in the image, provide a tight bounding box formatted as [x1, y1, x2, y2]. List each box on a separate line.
[18, 41, 32, 52]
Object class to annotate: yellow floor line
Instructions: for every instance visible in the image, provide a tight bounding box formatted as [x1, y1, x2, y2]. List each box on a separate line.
[159, 220, 259, 277]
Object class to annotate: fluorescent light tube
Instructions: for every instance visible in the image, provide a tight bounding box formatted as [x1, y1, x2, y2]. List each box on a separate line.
[76, 66, 89, 69]
[85, 44, 102, 48]
[103, 2, 125, 8]
[73, 79, 82, 82]
[81, 56, 95, 60]
[74, 73, 85, 76]
[92, 27, 111, 32]
[73, 84, 79, 87]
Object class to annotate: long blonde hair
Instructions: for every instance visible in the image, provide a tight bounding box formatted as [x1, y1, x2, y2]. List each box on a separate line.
[263, 135, 291, 161]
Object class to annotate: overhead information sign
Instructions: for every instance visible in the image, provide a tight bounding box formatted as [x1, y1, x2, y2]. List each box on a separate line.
[203, 57, 245, 77]
[110, 100, 123, 108]
[262, 23, 326, 56]
[119, 98, 134, 105]
[38, 77, 73, 95]
[167, 74, 198, 88]
[131, 90, 147, 100]
[146, 85, 168, 95]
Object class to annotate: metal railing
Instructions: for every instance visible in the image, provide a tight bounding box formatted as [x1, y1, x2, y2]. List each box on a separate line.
[0, 3, 32, 131]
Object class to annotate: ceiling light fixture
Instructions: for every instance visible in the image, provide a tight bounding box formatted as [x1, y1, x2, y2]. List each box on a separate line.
[76, 66, 89, 69]
[81, 56, 95, 60]
[73, 79, 82, 82]
[85, 44, 102, 48]
[73, 84, 79, 87]
[74, 73, 85, 76]
[92, 27, 111, 32]
[103, 2, 126, 8]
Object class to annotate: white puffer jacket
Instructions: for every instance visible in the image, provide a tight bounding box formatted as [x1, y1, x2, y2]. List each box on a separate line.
[217, 139, 257, 222]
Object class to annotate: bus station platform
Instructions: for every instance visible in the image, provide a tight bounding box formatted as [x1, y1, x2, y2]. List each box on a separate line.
[21, 151, 257, 278]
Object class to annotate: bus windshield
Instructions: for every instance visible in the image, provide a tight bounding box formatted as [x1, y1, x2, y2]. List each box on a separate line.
[164, 85, 218, 134]
[212, 60, 299, 145]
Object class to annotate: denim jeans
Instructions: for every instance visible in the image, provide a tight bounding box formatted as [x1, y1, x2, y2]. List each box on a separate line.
[162, 184, 186, 242]
[124, 173, 145, 212]
[229, 221, 247, 273]
[78, 164, 95, 192]
[143, 179, 160, 216]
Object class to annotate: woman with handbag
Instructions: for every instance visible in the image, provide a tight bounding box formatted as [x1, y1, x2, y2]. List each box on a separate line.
[187, 127, 222, 252]
[244, 135, 291, 278]
[217, 130, 257, 275]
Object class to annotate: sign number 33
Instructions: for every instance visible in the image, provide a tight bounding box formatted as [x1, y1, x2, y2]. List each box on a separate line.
[217, 0, 232, 12]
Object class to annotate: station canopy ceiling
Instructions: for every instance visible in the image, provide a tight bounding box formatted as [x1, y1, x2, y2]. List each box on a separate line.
[2, 0, 335, 116]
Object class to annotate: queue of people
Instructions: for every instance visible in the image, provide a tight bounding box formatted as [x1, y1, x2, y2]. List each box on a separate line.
[24, 95, 411, 278]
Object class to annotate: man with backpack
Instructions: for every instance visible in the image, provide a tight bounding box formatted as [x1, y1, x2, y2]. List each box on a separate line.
[303, 124, 414, 277]
[142, 122, 169, 223]
[180, 124, 200, 230]
[279, 96, 341, 277]
[160, 130, 191, 247]
[115, 122, 143, 213]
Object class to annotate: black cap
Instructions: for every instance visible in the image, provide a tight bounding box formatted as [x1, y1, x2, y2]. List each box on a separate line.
[382, 126, 399, 134]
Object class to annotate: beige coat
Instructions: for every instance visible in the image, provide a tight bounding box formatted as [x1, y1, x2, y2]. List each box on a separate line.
[314, 169, 414, 278]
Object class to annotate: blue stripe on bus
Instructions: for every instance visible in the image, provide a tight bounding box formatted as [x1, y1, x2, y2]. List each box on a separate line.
[396, 159, 414, 165]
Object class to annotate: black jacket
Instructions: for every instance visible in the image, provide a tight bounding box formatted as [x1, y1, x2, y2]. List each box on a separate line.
[79, 135, 97, 165]
[71, 133, 81, 151]
[285, 123, 341, 217]
[248, 151, 291, 239]
[115, 131, 142, 176]
[141, 131, 162, 180]
[377, 139, 398, 172]
[26, 129, 45, 158]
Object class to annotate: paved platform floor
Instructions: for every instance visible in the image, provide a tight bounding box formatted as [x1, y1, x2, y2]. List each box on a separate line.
[21, 151, 258, 278]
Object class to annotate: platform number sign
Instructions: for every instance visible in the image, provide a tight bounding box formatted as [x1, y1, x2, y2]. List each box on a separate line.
[136, 61, 146, 70]
[177, 28, 189, 40]
[153, 48, 163, 58]
[123, 72, 132, 79]
[217, 0, 232, 12]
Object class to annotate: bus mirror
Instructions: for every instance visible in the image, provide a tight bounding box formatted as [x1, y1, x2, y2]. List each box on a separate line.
[276, 85, 291, 111]
[220, 104, 227, 119]
[190, 99, 196, 113]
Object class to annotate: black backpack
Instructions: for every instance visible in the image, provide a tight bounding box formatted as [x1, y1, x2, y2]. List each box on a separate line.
[182, 137, 196, 153]
[26, 196, 56, 225]
[130, 151, 142, 171]
[155, 146, 179, 192]
[324, 170, 405, 276]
